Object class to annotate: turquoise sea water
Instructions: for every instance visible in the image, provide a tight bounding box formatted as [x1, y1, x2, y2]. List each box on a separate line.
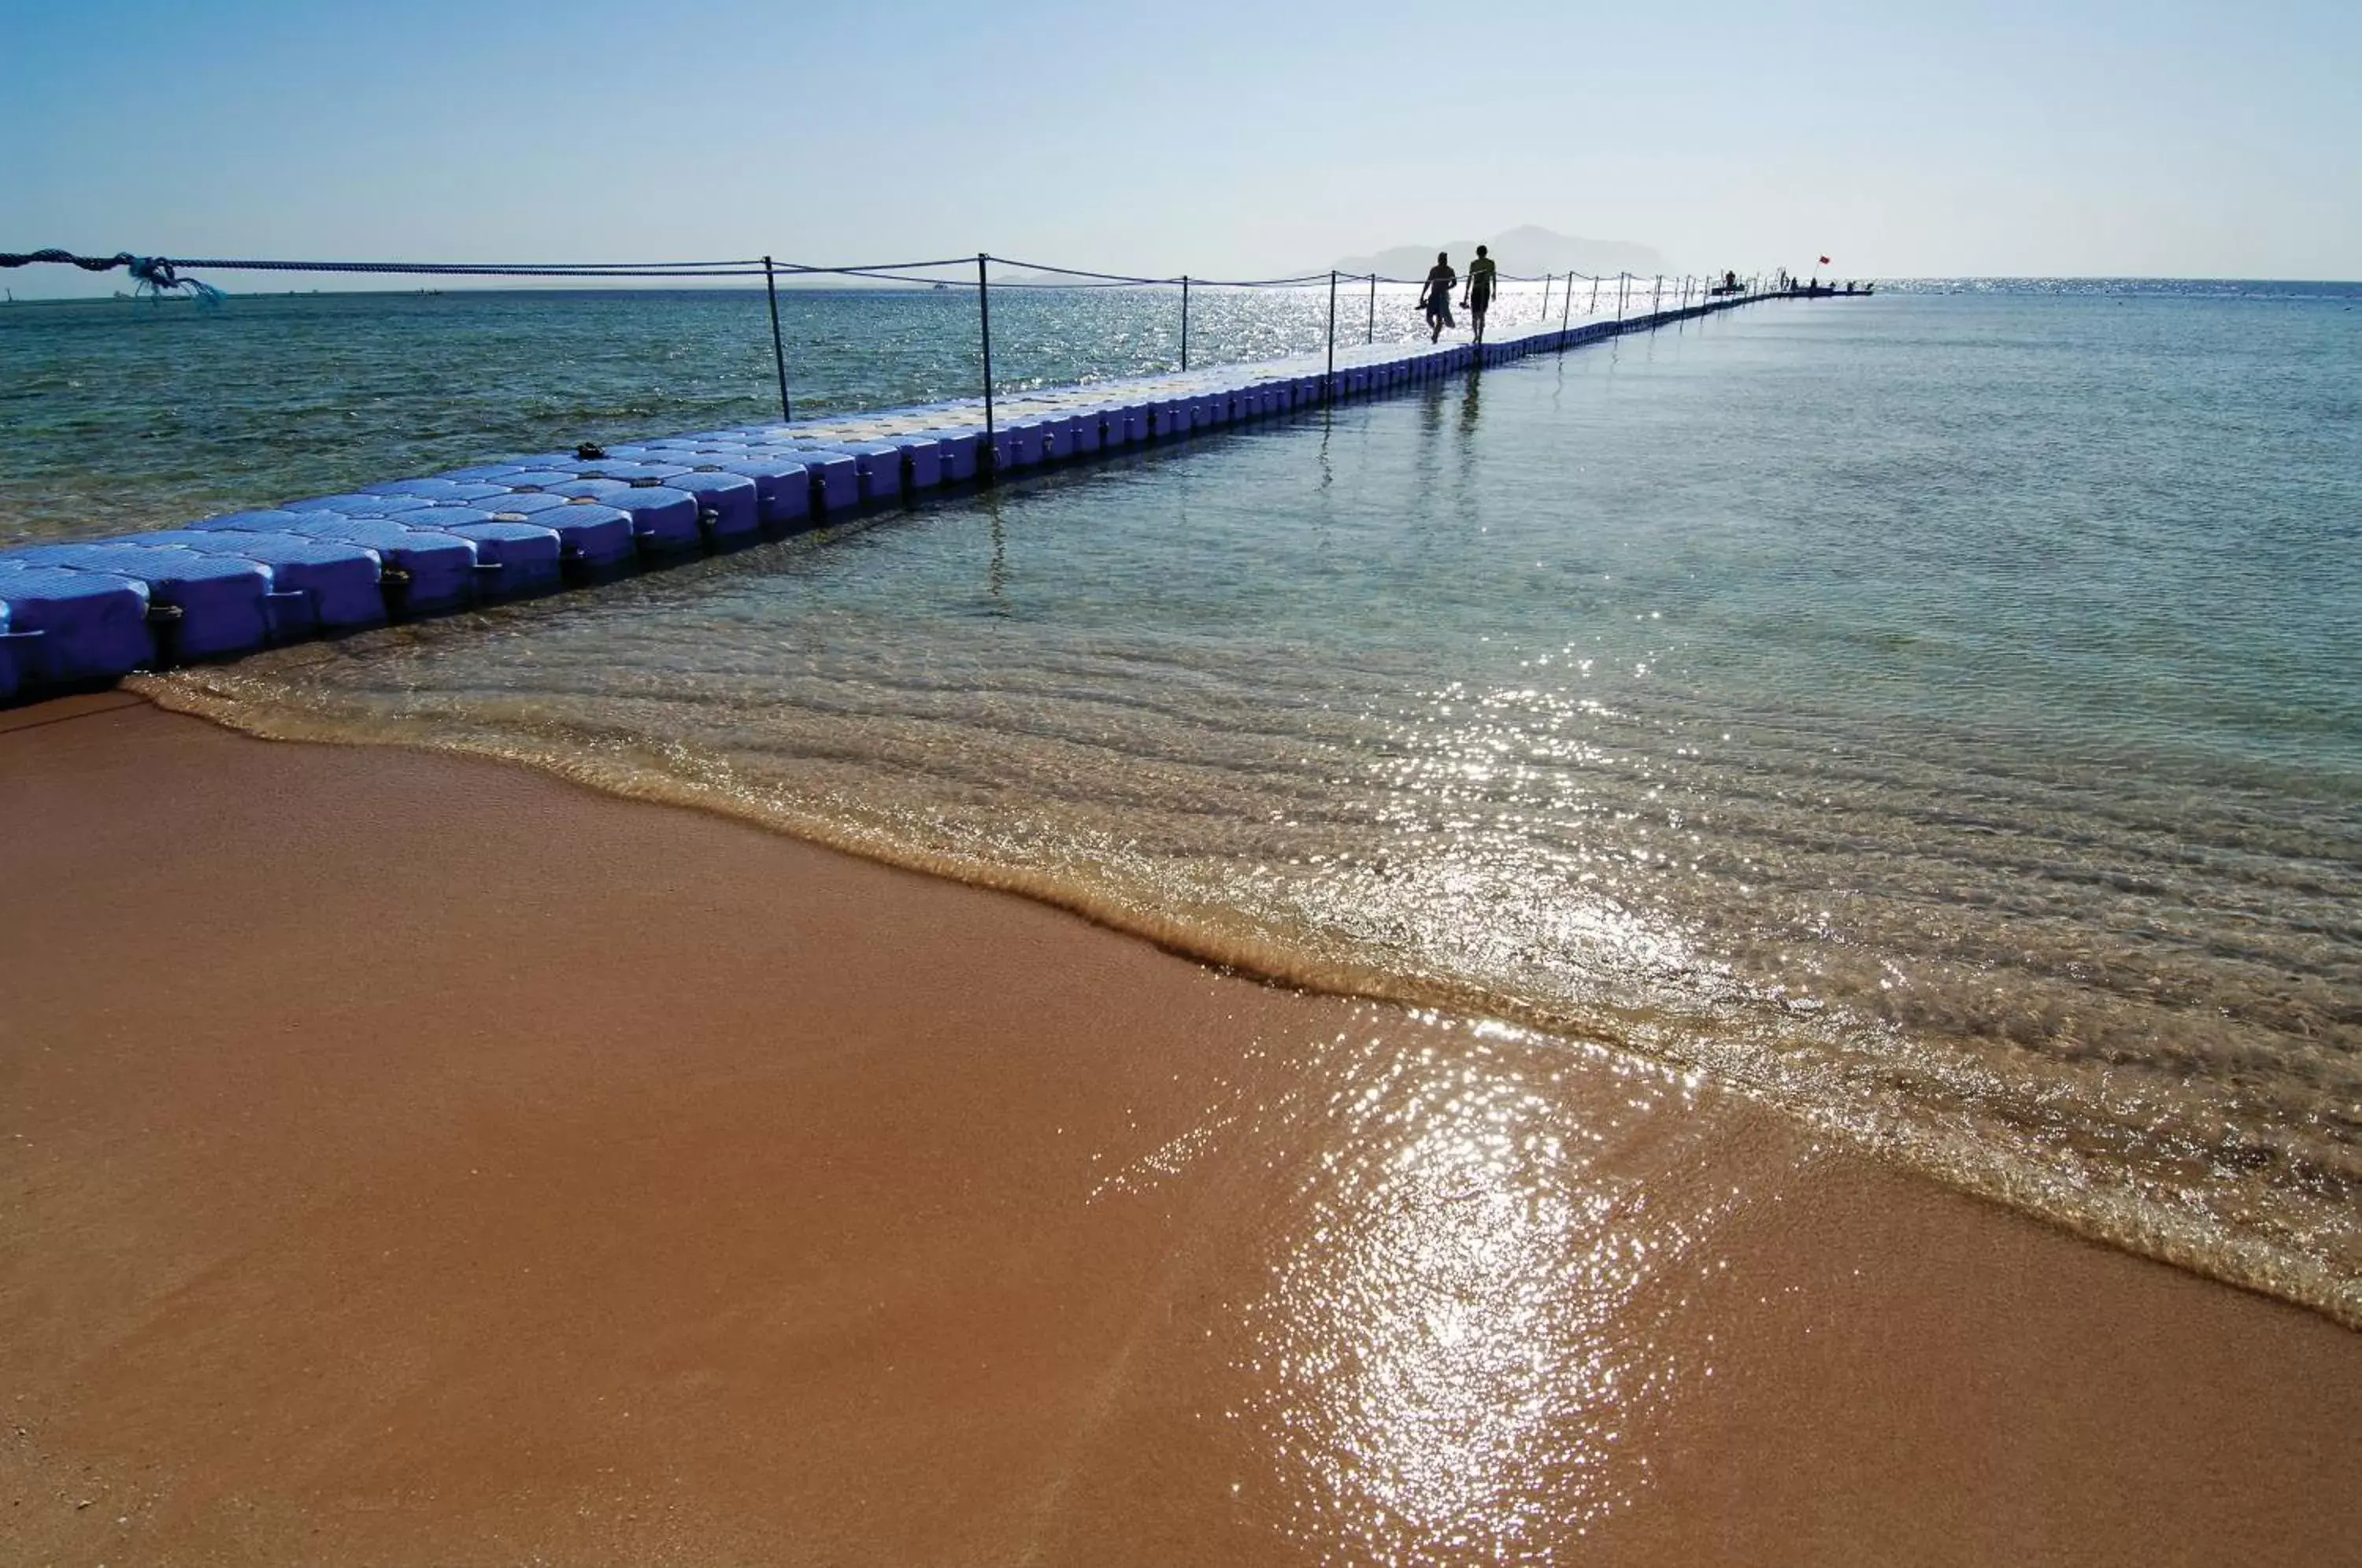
[13, 281, 2360, 1322]
[2, 278, 1566, 546]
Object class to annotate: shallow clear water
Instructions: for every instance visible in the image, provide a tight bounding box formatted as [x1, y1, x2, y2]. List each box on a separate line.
[42, 280, 2362, 1323]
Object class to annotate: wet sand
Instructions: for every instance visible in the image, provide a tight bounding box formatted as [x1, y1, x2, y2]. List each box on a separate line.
[2, 695, 2356, 1566]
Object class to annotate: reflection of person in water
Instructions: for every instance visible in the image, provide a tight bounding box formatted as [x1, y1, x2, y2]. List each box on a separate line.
[1423, 253, 1457, 342]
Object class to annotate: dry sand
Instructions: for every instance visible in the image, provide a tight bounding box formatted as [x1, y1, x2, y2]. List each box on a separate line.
[2, 695, 2356, 1566]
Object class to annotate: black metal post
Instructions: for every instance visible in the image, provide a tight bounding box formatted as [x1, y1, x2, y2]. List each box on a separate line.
[977, 253, 997, 479]
[1326, 270, 1338, 404]
[1618, 272, 1629, 319]
[1562, 271, 1574, 331]
[1540, 272, 1551, 324]
[1653, 274, 1662, 315]
[1589, 274, 1600, 316]
[763, 255, 791, 423]
[1366, 272, 1375, 344]
[1180, 274, 1190, 372]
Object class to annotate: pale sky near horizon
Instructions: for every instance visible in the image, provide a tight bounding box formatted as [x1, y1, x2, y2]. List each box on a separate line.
[3, 0, 2356, 297]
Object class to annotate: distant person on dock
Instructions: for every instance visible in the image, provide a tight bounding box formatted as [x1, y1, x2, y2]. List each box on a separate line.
[1423, 253, 1457, 342]
[1464, 246, 1498, 344]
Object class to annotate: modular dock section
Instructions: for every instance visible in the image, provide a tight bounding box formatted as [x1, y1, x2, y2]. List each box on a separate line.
[0, 293, 1768, 703]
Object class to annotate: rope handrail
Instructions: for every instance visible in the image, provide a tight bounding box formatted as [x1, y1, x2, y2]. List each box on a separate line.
[3, 248, 1659, 292]
[772, 255, 983, 276]
[1370, 268, 1620, 286]
[979, 254, 1173, 285]
[6, 241, 1771, 455]
[1224, 272, 1353, 289]
[2, 248, 769, 278]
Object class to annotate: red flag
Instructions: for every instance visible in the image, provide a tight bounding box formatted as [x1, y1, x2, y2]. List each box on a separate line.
[1818, 255, 1831, 264]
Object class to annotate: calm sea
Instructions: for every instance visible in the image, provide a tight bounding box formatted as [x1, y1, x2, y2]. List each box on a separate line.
[10, 279, 2359, 1323]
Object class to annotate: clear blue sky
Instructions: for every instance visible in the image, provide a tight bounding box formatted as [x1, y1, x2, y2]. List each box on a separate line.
[4, 0, 2356, 296]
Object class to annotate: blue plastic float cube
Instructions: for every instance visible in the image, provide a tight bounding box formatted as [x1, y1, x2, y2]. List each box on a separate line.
[924, 430, 981, 483]
[2, 542, 278, 661]
[492, 471, 596, 495]
[769, 449, 859, 512]
[287, 492, 441, 516]
[487, 496, 639, 568]
[828, 443, 908, 502]
[0, 564, 154, 684]
[271, 516, 482, 611]
[601, 488, 704, 553]
[663, 472, 762, 542]
[543, 478, 634, 504]
[372, 479, 513, 505]
[885, 436, 944, 490]
[123, 529, 389, 634]
[403, 509, 565, 593]
[696, 456, 813, 527]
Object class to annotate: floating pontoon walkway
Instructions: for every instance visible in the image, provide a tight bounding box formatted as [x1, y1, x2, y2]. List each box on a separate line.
[0, 293, 1765, 702]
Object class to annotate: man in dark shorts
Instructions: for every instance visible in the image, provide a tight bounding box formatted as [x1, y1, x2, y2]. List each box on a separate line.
[1464, 244, 1498, 345]
[1423, 252, 1457, 342]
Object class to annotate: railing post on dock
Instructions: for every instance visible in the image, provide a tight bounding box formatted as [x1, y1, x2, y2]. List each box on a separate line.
[1652, 275, 1662, 315]
[1540, 272, 1551, 325]
[1562, 272, 1574, 331]
[1617, 272, 1628, 320]
[1180, 275, 1190, 372]
[977, 252, 997, 480]
[1590, 274, 1600, 316]
[1366, 272, 1375, 345]
[1326, 270, 1338, 405]
[762, 255, 791, 423]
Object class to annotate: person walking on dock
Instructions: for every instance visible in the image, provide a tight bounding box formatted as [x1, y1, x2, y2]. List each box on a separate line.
[1423, 253, 1457, 342]
[1464, 245, 1498, 345]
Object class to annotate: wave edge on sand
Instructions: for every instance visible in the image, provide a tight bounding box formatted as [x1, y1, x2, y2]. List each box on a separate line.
[131, 672, 2362, 1333]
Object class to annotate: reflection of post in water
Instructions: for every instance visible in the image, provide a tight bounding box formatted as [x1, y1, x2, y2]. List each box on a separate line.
[982, 489, 1008, 611]
[1459, 358, 1483, 440]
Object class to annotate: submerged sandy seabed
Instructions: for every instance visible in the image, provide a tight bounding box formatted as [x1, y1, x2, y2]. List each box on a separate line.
[2, 695, 2356, 1566]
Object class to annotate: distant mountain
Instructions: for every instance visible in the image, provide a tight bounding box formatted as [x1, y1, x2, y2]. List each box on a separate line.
[1331, 225, 1673, 282]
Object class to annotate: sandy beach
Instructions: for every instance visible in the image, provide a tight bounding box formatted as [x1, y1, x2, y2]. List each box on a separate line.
[2, 693, 2356, 1566]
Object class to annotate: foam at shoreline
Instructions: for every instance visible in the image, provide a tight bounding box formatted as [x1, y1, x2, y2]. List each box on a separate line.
[135, 668, 2362, 1332]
